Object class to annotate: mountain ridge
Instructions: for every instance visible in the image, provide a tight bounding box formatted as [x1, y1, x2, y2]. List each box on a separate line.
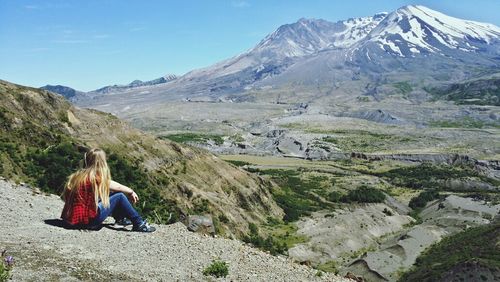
[40, 74, 178, 101]
[65, 4, 500, 107]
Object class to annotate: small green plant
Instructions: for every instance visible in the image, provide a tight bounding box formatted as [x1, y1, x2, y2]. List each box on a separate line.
[0, 251, 14, 282]
[203, 260, 229, 278]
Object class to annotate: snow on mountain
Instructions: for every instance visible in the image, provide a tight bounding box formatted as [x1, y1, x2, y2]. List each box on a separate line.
[253, 14, 387, 56]
[74, 5, 500, 103]
[181, 14, 387, 82]
[366, 5, 500, 57]
[330, 13, 388, 48]
[184, 5, 500, 86]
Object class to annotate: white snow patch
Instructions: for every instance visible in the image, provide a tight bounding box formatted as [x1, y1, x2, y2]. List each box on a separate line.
[409, 47, 420, 53]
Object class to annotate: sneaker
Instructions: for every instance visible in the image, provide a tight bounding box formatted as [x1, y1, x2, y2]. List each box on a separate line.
[132, 221, 156, 233]
[114, 218, 133, 227]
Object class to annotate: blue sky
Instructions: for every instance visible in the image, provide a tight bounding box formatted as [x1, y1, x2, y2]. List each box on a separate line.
[1, 0, 499, 91]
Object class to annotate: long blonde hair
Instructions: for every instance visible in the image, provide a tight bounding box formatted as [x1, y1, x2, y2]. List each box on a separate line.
[63, 148, 111, 208]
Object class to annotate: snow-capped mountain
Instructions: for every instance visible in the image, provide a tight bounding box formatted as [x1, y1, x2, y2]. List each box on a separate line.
[181, 13, 387, 82]
[253, 13, 388, 57]
[172, 5, 498, 98]
[364, 5, 500, 57]
[75, 5, 500, 106]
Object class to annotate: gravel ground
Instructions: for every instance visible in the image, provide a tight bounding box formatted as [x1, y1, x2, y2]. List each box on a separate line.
[0, 179, 351, 281]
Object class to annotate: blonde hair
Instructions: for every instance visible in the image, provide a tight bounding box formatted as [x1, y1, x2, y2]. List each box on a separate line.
[63, 148, 111, 208]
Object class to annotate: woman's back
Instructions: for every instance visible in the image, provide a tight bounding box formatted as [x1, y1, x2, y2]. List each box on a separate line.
[61, 175, 98, 225]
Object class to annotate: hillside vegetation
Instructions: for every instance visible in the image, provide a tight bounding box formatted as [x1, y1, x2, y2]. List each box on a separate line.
[428, 76, 500, 106]
[399, 220, 500, 282]
[0, 80, 283, 237]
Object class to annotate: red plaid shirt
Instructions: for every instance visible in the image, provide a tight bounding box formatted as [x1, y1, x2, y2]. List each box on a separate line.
[61, 179, 98, 226]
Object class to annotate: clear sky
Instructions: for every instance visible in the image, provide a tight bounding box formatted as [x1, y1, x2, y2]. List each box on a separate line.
[1, 0, 499, 91]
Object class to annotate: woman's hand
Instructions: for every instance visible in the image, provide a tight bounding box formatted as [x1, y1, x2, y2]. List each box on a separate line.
[110, 180, 139, 204]
[129, 191, 139, 204]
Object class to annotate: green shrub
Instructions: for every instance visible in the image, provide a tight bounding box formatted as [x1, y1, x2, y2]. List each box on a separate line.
[203, 260, 229, 278]
[256, 169, 334, 222]
[25, 141, 83, 193]
[341, 186, 385, 203]
[328, 191, 343, 202]
[243, 222, 288, 255]
[218, 214, 229, 224]
[409, 190, 441, 209]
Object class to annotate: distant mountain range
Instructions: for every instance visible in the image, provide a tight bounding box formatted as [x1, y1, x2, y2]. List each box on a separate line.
[41, 74, 177, 101]
[43, 5, 500, 106]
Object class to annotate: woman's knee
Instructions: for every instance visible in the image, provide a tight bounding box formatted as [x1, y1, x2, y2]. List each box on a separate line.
[111, 192, 128, 202]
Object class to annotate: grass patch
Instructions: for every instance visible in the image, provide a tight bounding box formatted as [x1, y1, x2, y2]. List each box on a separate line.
[160, 133, 224, 145]
[393, 81, 413, 96]
[243, 223, 289, 255]
[261, 219, 308, 250]
[315, 261, 340, 274]
[321, 130, 414, 153]
[428, 117, 500, 129]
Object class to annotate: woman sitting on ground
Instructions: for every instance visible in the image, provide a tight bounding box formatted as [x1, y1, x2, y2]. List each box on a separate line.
[61, 148, 155, 232]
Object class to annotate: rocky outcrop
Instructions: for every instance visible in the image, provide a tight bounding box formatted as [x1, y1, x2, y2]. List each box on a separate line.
[344, 109, 407, 125]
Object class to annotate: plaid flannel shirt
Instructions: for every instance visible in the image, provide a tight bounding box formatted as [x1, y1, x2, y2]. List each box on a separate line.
[61, 179, 98, 226]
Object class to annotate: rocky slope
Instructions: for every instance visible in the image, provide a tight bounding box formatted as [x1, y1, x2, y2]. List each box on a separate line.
[0, 179, 349, 281]
[0, 79, 283, 237]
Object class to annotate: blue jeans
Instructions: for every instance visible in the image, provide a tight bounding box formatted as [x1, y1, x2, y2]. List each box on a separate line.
[91, 192, 143, 227]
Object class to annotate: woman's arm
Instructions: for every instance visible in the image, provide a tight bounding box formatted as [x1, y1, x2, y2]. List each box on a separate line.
[109, 180, 139, 204]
